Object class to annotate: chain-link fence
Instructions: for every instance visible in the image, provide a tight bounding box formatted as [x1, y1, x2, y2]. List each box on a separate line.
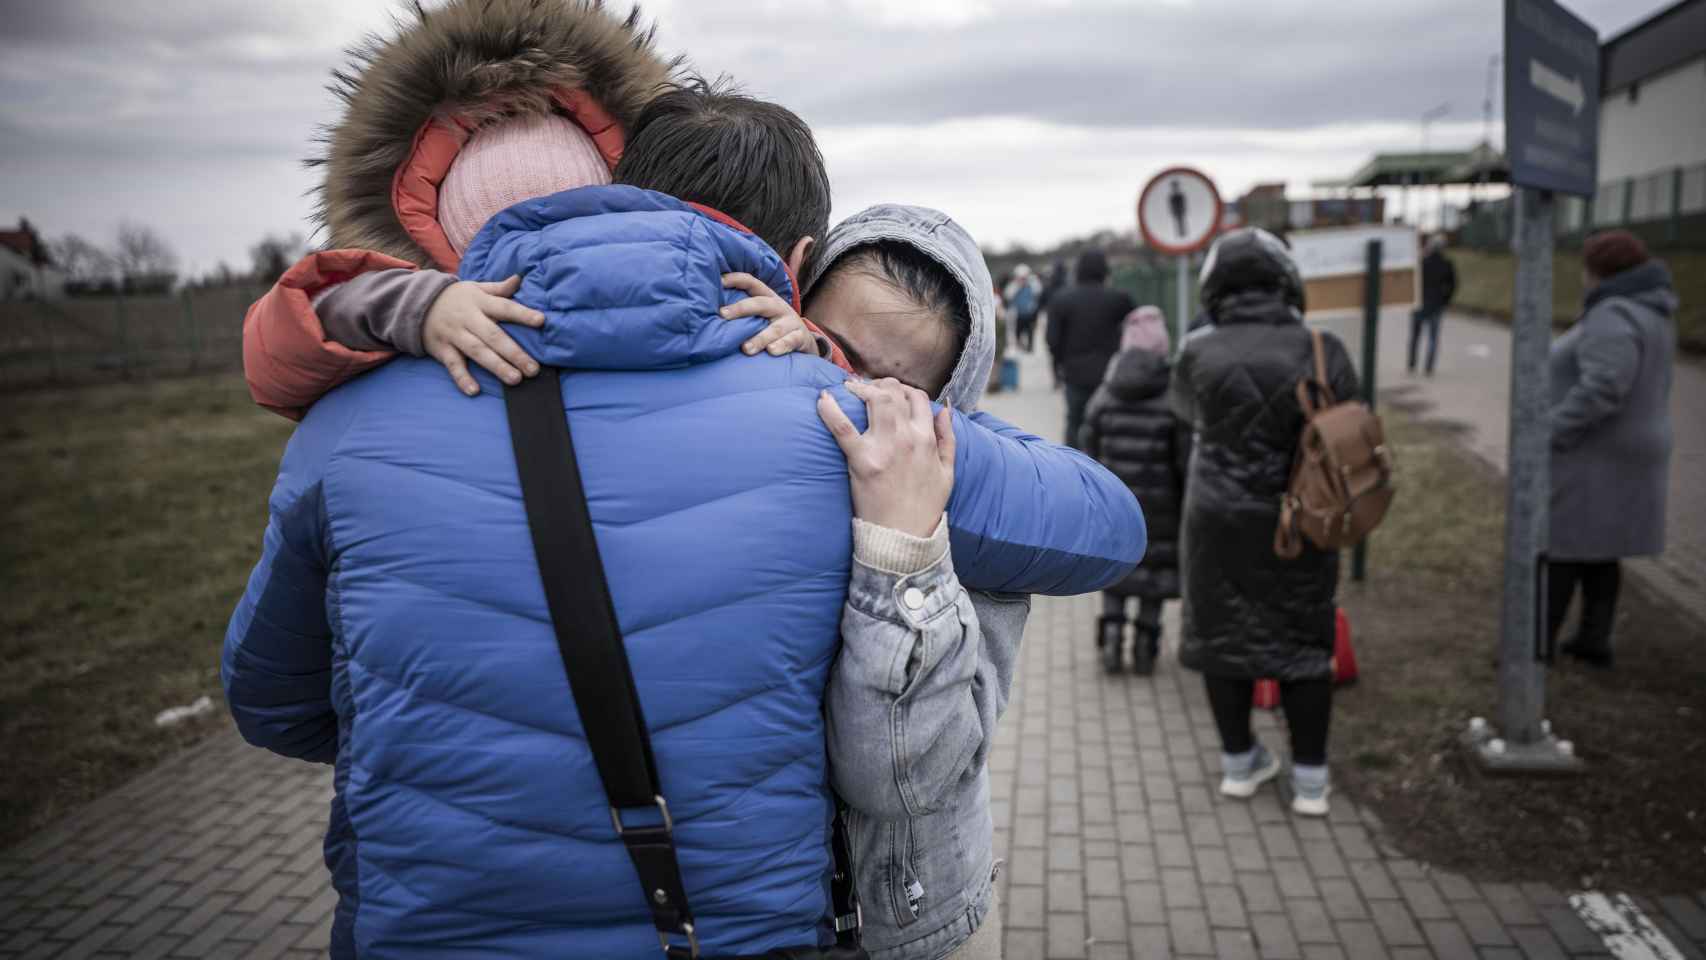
[0, 284, 266, 391]
[1459, 161, 1706, 251]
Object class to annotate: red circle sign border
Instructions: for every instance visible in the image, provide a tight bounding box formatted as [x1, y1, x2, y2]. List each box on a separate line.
[1137, 166, 1225, 256]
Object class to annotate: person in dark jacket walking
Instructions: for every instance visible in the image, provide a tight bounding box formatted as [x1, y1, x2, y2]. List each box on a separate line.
[1409, 235, 1456, 375]
[1080, 305, 1189, 675]
[1170, 228, 1360, 818]
[1047, 248, 1136, 448]
[1547, 230, 1677, 669]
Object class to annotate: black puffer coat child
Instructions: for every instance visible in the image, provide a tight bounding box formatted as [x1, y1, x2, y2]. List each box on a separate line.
[1080, 346, 1190, 674]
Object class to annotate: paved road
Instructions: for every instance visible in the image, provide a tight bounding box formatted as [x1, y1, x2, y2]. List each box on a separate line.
[2, 346, 1703, 959]
[1312, 307, 1706, 626]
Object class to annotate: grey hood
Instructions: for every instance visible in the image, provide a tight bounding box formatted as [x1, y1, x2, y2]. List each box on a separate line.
[803, 204, 996, 413]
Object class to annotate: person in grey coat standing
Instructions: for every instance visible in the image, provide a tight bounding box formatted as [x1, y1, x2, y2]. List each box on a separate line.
[1548, 230, 1678, 668]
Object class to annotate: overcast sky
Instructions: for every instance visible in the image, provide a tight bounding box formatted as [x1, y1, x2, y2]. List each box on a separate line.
[0, 0, 1665, 276]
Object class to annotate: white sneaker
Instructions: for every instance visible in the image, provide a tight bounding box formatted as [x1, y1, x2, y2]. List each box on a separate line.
[1219, 746, 1281, 799]
[1291, 784, 1331, 817]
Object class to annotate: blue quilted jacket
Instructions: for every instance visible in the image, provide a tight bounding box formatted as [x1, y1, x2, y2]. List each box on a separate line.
[223, 186, 1144, 958]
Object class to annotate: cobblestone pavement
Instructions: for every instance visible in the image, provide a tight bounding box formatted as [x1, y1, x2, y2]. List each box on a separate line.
[2, 347, 1703, 959]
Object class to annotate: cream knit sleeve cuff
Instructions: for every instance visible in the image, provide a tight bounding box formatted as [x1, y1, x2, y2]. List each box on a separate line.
[851, 515, 950, 577]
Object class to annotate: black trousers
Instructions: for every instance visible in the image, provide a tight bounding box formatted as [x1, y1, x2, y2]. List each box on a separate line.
[1101, 593, 1162, 632]
[1015, 310, 1037, 351]
[1547, 560, 1622, 653]
[1203, 674, 1333, 767]
[1064, 383, 1095, 450]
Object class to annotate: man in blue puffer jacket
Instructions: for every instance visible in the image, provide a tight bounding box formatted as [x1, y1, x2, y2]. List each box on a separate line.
[224, 84, 1143, 957]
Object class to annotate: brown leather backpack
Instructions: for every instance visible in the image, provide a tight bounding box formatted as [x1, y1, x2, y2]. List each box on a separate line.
[1274, 330, 1396, 559]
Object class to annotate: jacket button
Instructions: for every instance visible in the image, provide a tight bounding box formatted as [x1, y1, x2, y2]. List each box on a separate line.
[903, 587, 925, 610]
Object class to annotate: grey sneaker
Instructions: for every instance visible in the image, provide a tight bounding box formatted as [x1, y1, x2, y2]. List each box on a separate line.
[1291, 767, 1331, 817]
[1219, 745, 1281, 799]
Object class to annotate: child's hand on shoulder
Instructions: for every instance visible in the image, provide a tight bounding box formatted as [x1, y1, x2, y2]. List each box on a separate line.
[721, 273, 823, 358]
[424, 275, 547, 396]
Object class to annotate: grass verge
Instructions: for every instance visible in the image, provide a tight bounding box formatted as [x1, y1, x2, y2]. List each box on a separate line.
[1, 372, 292, 848]
[1334, 399, 1706, 893]
[1449, 246, 1706, 353]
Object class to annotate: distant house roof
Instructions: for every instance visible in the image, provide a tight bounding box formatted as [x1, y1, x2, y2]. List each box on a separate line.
[1345, 150, 1480, 188]
[0, 221, 49, 266]
[1601, 0, 1706, 94]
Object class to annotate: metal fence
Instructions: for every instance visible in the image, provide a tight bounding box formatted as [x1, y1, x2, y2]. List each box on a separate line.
[1458, 161, 1706, 251]
[0, 284, 266, 391]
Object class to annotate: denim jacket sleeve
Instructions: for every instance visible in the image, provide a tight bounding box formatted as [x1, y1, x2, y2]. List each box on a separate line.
[826, 539, 1031, 820]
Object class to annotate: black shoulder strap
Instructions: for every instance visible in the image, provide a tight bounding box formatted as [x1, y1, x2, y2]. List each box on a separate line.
[505, 371, 699, 957]
[503, 371, 861, 959]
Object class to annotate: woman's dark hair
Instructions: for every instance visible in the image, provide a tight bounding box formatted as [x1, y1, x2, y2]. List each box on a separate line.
[614, 76, 832, 259]
[811, 240, 973, 363]
[1075, 248, 1109, 285]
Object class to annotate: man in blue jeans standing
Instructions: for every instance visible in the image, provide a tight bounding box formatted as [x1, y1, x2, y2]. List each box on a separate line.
[1409, 235, 1457, 376]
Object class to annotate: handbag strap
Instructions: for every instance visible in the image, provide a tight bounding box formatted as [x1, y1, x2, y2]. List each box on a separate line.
[504, 371, 861, 959]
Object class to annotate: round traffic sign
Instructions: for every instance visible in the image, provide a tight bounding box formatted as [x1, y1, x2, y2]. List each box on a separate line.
[1137, 167, 1223, 255]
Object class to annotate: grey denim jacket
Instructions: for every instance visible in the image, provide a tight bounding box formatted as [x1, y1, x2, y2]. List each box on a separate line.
[811, 202, 1022, 959]
[829, 551, 1028, 960]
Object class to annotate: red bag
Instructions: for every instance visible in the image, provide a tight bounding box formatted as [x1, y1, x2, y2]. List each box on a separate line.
[1254, 609, 1357, 710]
[1332, 607, 1358, 685]
[1253, 679, 1281, 710]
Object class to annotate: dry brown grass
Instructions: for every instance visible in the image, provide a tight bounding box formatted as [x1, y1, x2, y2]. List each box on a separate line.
[1, 372, 292, 848]
[1334, 403, 1706, 892]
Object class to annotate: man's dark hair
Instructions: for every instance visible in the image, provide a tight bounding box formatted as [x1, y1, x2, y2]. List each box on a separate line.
[1075, 249, 1109, 285]
[614, 76, 832, 259]
[810, 240, 972, 366]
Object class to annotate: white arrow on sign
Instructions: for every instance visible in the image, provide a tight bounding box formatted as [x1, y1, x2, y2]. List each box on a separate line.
[1530, 57, 1584, 116]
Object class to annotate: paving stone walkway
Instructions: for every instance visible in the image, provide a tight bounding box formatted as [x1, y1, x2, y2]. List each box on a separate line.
[2, 346, 1703, 959]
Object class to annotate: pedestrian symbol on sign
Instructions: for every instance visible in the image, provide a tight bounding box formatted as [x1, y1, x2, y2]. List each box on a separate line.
[1168, 180, 1188, 240]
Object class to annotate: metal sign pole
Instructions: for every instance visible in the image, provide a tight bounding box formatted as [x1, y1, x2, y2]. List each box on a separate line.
[1463, 0, 1593, 776]
[1175, 255, 1189, 352]
[1500, 187, 1552, 745]
[1351, 239, 1383, 582]
[1464, 186, 1579, 774]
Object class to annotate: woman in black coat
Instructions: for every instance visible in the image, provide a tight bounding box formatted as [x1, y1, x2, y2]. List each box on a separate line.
[1169, 228, 1359, 818]
[1079, 306, 1189, 676]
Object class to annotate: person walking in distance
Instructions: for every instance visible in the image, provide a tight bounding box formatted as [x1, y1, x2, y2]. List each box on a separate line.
[1046, 248, 1136, 449]
[1169, 228, 1359, 817]
[1408, 235, 1456, 376]
[1547, 230, 1678, 669]
[1079, 306, 1189, 675]
[1006, 263, 1041, 353]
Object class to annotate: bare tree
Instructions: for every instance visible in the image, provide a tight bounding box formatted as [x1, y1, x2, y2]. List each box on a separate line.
[113, 221, 178, 280]
[249, 232, 306, 285]
[49, 234, 115, 284]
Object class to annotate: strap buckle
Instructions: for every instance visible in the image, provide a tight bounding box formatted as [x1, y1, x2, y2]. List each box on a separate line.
[611, 795, 674, 837]
[658, 922, 699, 958]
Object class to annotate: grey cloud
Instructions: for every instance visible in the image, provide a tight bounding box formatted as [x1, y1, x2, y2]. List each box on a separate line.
[658, 0, 1652, 132]
[0, 0, 1668, 268]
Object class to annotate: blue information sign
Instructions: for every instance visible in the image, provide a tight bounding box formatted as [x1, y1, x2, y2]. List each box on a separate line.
[1504, 0, 1600, 197]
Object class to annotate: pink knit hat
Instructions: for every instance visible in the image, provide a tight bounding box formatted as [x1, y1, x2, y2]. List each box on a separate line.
[1121, 306, 1170, 355]
[438, 112, 612, 255]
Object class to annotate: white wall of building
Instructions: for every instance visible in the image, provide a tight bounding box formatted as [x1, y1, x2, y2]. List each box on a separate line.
[0, 246, 67, 301]
[1598, 55, 1706, 183]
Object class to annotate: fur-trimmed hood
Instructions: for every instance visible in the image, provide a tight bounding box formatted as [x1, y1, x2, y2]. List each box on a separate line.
[313, 0, 676, 268]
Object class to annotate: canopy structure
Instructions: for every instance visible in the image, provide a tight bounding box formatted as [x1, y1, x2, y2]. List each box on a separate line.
[1343, 142, 1509, 188]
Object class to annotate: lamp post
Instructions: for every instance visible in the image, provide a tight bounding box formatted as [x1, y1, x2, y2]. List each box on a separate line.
[1420, 102, 1450, 230]
[1482, 55, 1502, 204]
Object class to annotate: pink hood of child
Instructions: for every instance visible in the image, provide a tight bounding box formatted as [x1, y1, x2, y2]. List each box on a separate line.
[1121, 305, 1170, 355]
